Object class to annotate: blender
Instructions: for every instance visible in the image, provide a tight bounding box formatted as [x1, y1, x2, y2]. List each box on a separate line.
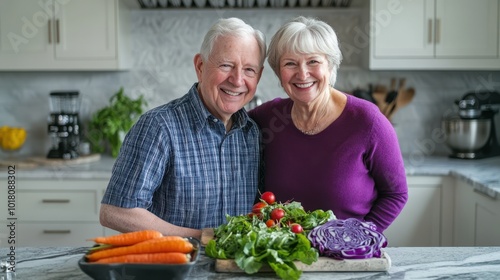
[47, 91, 81, 159]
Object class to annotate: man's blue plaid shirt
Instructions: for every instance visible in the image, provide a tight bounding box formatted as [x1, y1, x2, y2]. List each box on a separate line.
[102, 83, 260, 229]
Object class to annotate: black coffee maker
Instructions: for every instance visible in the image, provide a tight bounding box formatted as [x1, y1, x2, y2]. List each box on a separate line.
[454, 91, 500, 159]
[47, 91, 81, 159]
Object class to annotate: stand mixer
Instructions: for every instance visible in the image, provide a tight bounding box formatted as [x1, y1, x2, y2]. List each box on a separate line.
[443, 91, 500, 159]
[47, 91, 81, 159]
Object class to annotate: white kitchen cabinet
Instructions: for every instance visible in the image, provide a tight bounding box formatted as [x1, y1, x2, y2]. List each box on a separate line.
[0, 0, 131, 70]
[454, 179, 500, 246]
[383, 176, 454, 246]
[0, 178, 110, 247]
[368, 0, 500, 70]
[15, 222, 104, 247]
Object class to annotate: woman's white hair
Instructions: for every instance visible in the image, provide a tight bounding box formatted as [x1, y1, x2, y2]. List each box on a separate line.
[200, 17, 267, 67]
[267, 16, 343, 86]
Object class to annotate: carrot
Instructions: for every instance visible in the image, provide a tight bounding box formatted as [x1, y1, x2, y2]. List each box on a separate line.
[133, 235, 187, 245]
[94, 252, 191, 264]
[87, 244, 114, 253]
[87, 236, 193, 262]
[88, 230, 163, 246]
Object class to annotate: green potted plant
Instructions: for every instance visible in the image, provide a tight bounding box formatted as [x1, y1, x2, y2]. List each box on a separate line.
[86, 87, 147, 157]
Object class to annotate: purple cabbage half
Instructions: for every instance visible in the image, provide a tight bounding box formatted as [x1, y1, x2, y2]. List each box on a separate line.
[307, 218, 387, 260]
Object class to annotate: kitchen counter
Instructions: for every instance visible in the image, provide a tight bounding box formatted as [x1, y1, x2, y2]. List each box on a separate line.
[0, 156, 115, 180]
[403, 155, 500, 199]
[1, 246, 500, 280]
[2, 155, 500, 198]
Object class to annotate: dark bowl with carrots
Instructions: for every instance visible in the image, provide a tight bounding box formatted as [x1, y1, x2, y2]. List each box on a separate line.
[78, 230, 200, 280]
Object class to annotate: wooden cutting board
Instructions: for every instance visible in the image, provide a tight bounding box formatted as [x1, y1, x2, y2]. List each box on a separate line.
[0, 158, 39, 168]
[28, 153, 101, 166]
[201, 228, 391, 272]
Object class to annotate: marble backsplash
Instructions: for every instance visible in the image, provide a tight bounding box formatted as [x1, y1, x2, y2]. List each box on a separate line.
[1, 8, 500, 158]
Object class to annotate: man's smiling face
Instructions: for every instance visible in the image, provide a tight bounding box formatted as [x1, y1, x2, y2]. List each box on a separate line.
[194, 34, 263, 122]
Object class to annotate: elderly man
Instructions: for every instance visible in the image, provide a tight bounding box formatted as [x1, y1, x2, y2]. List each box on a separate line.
[100, 18, 266, 239]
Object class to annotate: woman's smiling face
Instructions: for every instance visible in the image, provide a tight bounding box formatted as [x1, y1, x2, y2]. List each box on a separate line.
[280, 52, 331, 103]
[279, 52, 332, 105]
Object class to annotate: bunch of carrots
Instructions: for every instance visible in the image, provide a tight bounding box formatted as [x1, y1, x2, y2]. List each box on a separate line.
[85, 229, 195, 264]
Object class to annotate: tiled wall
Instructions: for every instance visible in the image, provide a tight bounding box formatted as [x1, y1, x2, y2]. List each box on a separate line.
[1, 9, 500, 158]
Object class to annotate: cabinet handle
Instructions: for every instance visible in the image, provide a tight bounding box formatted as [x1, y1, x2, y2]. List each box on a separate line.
[42, 199, 70, 203]
[48, 19, 52, 44]
[43, 230, 71, 234]
[56, 19, 60, 44]
[427, 19, 433, 43]
[435, 18, 441, 44]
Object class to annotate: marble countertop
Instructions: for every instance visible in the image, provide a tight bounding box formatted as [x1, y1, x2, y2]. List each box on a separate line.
[2, 154, 500, 198]
[403, 155, 500, 199]
[1, 246, 500, 280]
[0, 156, 116, 180]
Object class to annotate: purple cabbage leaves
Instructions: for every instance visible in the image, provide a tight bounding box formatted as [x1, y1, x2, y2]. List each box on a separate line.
[307, 218, 387, 260]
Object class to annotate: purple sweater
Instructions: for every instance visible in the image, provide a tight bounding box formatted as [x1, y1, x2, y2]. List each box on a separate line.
[249, 94, 408, 232]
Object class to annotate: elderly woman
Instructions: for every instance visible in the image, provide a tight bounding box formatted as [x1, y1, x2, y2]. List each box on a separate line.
[249, 16, 408, 233]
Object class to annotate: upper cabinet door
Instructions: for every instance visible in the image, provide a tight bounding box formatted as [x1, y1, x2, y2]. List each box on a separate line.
[373, 0, 435, 58]
[0, 0, 54, 66]
[435, 0, 498, 57]
[369, 0, 500, 69]
[0, 0, 128, 70]
[55, 0, 116, 60]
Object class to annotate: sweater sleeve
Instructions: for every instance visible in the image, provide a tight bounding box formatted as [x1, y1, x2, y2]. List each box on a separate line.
[363, 114, 409, 232]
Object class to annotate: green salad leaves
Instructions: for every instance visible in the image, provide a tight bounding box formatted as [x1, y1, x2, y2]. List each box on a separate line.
[205, 200, 335, 280]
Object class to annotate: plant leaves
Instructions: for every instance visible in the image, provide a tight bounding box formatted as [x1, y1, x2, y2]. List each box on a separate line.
[86, 87, 147, 157]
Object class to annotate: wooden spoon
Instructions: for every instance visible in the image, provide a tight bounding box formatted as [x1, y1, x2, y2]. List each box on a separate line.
[398, 87, 415, 108]
[371, 84, 388, 113]
[382, 78, 398, 116]
[388, 87, 415, 120]
[372, 91, 387, 111]
[385, 78, 406, 116]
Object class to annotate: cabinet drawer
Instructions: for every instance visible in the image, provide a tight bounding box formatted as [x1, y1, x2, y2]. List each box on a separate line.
[17, 190, 99, 221]
[8, 222, 104, 247]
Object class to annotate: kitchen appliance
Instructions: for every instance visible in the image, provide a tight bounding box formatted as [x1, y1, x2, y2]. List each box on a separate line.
[47, 91, 81, 159]
[442, 91, 500, 159]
